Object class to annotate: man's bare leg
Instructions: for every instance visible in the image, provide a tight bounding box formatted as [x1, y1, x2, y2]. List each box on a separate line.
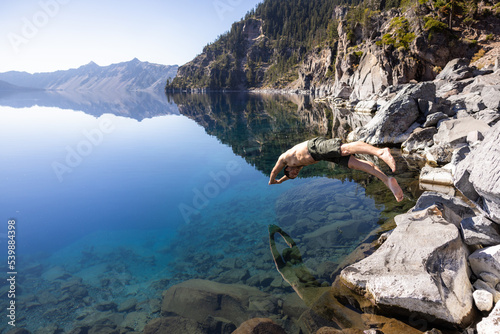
[341, 141, 397, 172]
[347, 156, 404, 202]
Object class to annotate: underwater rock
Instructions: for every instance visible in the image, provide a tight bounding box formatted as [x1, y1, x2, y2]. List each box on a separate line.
[117, 298, 137, 313]
[6, 329, 31, 334]
[161, 279, 276, 327]
[75, 311, 123, 334]
[219, 257, 245, 269]
[120, 311, 150, 332]
[281, 293, 310, 320]
[32, 324, 62, 334]
[340, 205, 474, 328]
[66, 326, 91, 334]
[41, 266, 72, 281]
[143, 315, 219, 334]
[95, 301, 118, 312]
[216, 268, 250, 284]
[60, 278, 88, 300]
[246, 272, 276, 288]
[232, 318, 287, 334]
[315, 327, 377, 333]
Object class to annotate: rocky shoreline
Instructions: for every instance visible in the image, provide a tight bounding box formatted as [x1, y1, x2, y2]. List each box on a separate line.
[326, 57, 500, 333]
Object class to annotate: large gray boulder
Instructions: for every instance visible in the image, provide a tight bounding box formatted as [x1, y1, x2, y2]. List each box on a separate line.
[454, 121, 500, 223]
[435, 58, 475, 82]
[410, 192, 475, 227]
[481, 85, 500, 110]
[340, 204, 474, 328]
[433, 118, 490, 147]
[348, 82, 436, 144]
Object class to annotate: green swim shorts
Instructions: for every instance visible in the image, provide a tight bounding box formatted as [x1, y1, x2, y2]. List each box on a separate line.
[307, 137, 351, 167]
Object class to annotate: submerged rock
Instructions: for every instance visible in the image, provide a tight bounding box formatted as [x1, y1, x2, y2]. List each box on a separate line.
[161, 279, 277, 327]
[340, 205, 474, 328]
[142, 316, 213, 334]
[233, 318, 287, 334]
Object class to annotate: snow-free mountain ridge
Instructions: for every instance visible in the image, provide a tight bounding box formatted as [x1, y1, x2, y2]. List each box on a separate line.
[0, 58, 178, 92]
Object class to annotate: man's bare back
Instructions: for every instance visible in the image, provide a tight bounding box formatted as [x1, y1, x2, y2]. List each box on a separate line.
[279, 141, 317, 167]
[269, 138, 404, 202]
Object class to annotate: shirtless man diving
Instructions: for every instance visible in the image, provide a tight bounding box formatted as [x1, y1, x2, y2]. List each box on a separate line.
[269, 137, 404, 202]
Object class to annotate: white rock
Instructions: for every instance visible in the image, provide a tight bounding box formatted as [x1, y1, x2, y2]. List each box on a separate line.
[469, 245, 500, 278]
[341, 205, 473, 327]
[419, 182, 455, 197]
[473, 279, 500, 303]
[476, 301, 500, 334]
[420, 166, 454, 186]
[473, 289, 494, 312]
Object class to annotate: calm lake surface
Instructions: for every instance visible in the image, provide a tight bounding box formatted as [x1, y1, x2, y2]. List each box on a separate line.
[0, 90, 420, 332]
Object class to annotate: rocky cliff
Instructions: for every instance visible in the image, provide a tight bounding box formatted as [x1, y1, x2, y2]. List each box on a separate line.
[167, 0, 500, 99]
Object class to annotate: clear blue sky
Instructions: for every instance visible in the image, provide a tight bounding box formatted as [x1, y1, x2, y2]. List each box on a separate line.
[0, 0, 263, 73]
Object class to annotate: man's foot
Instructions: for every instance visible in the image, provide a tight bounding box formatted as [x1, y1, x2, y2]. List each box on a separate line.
[388, 177, 404, 202]
[379, 148, 397, 172]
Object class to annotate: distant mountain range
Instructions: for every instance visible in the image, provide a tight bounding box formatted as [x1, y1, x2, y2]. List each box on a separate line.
[0, 79, 40, 91]
[0, 58, 178, 92]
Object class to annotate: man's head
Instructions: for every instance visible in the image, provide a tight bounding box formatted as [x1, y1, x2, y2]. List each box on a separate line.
[284, 166, 301, 179]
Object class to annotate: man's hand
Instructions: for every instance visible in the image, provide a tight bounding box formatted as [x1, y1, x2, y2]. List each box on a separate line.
[269, 176, 288, 185]
[269, 178, 279, 185]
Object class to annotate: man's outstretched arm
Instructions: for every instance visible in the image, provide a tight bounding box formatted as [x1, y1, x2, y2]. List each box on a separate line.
[269, 156, 287, 185]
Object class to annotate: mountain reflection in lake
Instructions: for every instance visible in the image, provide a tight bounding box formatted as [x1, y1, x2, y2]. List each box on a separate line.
[0, 91, 421, 333]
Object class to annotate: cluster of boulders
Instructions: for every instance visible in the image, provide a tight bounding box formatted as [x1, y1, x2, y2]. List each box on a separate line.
[336, 58, 500, 333]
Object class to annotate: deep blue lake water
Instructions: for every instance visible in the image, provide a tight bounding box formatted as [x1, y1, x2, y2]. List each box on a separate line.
[0, 90, 419, 332]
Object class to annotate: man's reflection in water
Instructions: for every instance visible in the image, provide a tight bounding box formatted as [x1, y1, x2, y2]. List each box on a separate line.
[268, 224, 423, 334]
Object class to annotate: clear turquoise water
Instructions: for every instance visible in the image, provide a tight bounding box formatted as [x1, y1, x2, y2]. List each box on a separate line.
[0, 91, 417, 332]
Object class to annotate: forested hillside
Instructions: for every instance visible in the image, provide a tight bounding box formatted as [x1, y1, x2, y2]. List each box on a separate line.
[166, 0, 500, 94]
